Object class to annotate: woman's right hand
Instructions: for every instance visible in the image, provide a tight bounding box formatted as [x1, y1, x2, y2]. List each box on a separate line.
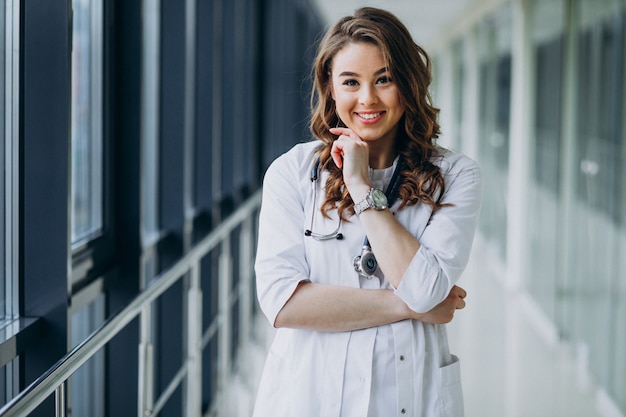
[407, 285, 467, 324]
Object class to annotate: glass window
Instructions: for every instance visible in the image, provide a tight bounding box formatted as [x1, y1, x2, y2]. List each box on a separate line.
[527, 0, 566, 322]
[193, 0, 214, 212]
[140, 0, 160, 255]
[569, 3, 626, 410]
[0, 1, 5, 305]
[71, 0, 104, 247]
[476, 6, 512, 262]
[0, 0, 19, 405]
[2, 0, 19, 320]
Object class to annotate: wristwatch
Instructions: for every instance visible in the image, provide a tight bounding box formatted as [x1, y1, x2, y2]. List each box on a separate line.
[354, 188, 388, 216]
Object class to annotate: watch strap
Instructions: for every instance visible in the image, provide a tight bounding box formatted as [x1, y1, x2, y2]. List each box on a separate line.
[354, 189, 374, 216]
[354, 188, 388, 216]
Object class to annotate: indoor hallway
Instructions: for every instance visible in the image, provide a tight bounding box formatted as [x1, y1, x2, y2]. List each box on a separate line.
[236, 235, 614, 417]
[5, 1, 626, 416]
[448, 236, 610, 417]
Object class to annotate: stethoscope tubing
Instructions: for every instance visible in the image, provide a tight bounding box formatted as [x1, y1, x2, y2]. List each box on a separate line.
[305, 155, 405, 276]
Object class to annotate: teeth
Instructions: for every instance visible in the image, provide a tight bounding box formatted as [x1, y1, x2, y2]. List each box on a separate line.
[358, 112, 381, 119]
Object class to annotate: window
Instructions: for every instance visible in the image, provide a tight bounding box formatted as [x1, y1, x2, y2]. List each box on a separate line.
[0, 0, 6, 317]
[71, 0, 104, 247]
[69, 0, 107, 412]
[140, 0, 160, 280]
[476, 6, 512, 262]
[0, 0, 20, 407]
[527, 0, 566, 325]
[1, 0, 19, 321]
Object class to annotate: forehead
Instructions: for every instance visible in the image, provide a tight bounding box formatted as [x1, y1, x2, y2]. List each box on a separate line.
[331, 42, 387, 75]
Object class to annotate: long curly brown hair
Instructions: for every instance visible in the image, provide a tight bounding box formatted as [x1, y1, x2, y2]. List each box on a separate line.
[309, 7, 447, 220]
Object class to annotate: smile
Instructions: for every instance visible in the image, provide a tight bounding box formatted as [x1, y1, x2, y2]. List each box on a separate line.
[356, 112, 383, 120]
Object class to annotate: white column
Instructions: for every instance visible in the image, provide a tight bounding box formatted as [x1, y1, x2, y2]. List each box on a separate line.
[504, 6, 535, 415]
[506, 0, 534, 291]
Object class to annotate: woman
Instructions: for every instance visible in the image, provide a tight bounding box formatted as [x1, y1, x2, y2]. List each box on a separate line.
[254, 7, 482, 417]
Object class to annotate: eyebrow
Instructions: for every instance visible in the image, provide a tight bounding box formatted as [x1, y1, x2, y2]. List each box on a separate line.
[338, 67, 388, 77]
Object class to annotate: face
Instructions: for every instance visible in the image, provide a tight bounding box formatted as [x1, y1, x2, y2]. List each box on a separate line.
[330, 42, 405, 149]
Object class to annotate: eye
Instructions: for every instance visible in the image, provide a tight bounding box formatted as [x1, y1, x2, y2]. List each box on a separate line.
[342, 79, 359, 87]
[376, 75, 392, 85]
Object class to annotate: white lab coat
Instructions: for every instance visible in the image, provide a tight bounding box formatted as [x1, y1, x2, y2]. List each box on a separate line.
[254, 140, 482, 417]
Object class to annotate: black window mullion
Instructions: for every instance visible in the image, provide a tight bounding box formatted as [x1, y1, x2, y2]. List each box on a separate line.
[19, 1, 71, 406]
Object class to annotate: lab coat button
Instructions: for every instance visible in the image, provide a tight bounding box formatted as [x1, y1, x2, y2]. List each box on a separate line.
[401, 408, 407, 414]
[399, 355, 405, 361]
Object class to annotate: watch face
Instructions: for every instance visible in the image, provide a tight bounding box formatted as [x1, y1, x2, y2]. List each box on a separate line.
[370, 189, 388, 209]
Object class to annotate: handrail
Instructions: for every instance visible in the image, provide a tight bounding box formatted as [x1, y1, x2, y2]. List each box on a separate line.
[0, 190, 263, 417]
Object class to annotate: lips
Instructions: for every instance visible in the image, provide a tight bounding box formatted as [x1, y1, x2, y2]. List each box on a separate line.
[356, 111, 384, 121]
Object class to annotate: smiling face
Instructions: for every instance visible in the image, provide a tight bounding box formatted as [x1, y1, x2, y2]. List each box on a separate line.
[330, 42, 405, 154]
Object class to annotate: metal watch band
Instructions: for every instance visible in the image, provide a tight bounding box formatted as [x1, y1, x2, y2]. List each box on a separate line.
[354, 188, 388, 216]
[354, 189, 374, 216]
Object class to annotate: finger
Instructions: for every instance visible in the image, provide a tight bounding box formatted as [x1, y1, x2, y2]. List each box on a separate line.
[330, 143, 343, 168]
[453, 285, 467, 299]
[456, 298, 466, 310]
[329, 127, 356, 138]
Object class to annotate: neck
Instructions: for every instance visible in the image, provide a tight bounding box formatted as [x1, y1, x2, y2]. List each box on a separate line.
[367, 135, 397, 169]
[368, 148, 396, 169]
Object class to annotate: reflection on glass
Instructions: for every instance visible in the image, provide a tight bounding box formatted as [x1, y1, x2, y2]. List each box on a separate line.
[71, 0, 103, 246]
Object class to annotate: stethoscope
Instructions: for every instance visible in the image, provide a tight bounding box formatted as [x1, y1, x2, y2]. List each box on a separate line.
[304, 156, 404, 278]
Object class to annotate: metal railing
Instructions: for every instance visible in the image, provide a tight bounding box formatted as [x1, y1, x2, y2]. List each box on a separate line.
[0, 191, 263, 417]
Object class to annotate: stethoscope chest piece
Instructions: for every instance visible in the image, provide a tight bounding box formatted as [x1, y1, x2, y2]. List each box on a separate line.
[308, 154, 405, 279]
[353, 245, 378, 278]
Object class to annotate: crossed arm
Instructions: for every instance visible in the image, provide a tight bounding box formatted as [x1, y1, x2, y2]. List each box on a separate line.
[259, 132, 480, 333]
[274, 282, 467, 332]
[273, 128, 472, 332]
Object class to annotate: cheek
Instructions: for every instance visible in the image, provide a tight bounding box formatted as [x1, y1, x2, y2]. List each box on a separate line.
[333, 94, 352, 114]
[335, 107, 349, 125]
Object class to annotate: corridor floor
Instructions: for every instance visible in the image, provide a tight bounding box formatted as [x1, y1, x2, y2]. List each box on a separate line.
[448, 237, 609, 417]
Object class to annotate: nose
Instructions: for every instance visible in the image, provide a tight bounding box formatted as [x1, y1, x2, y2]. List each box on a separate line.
[359, 85, 378, 106]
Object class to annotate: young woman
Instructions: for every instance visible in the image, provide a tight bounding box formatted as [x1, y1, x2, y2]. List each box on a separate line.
[254, 7, 482, 417]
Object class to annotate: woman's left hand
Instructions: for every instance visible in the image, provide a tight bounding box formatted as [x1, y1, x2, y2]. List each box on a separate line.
[410, 285, 467, 324]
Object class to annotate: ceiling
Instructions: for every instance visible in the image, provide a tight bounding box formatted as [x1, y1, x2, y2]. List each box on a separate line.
[311, 0, 475, 49]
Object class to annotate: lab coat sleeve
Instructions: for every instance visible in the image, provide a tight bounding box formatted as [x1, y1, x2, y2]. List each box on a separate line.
[394, 155, 482, 313]
[255, 150, 311, 327]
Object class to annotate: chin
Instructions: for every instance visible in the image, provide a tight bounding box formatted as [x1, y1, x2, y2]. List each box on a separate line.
[355, 131, 385, 142]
